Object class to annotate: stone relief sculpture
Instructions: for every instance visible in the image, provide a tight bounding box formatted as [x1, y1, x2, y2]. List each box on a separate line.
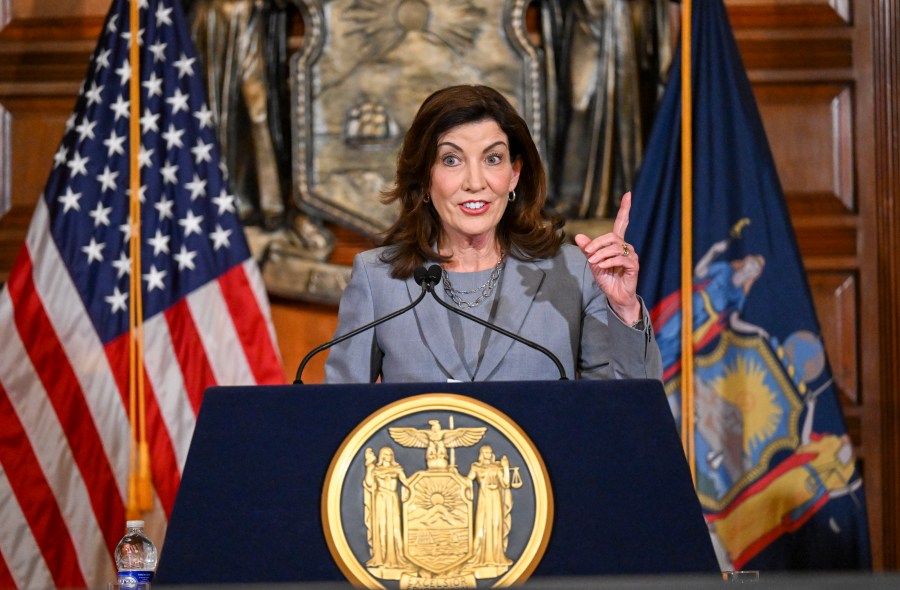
[185, 0, 674, 303]
[543, 0, 673, 231]
[183, 0, 350, 304]
[289, 0, 547, 239]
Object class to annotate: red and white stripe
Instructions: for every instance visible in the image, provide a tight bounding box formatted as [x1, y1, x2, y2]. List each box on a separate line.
[0, 198, 284, 589]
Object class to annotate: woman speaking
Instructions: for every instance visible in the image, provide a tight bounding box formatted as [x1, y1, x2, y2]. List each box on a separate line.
[324, 85, 662, 383]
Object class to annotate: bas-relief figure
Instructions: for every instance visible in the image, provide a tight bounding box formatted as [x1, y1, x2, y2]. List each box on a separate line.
[183, 0, 352, 304]
[544, 0, 673, 229]
[290, 0, 547, 239]
[186, 0, 674, 303]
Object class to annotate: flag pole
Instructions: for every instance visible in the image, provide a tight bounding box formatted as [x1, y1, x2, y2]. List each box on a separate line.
[680, 0, 696, 482]
[126, 0, 152, 518]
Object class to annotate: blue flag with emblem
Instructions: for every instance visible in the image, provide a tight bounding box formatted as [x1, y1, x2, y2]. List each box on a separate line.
[628, 0, 870, 570]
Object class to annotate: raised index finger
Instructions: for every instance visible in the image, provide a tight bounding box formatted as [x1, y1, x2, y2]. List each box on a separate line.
[613, 191, 632, 238]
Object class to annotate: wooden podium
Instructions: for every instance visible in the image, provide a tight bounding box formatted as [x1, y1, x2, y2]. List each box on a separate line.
[155, 380, 718, 584]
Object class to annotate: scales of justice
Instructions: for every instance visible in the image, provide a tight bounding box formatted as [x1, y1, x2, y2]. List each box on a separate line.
[362, 417, 524, 587]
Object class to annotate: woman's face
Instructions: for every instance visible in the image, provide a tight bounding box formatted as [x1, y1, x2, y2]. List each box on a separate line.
[429, 119, 521, 250]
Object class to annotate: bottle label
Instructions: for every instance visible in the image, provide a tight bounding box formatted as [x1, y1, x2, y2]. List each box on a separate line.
[117, 570, 154, 587]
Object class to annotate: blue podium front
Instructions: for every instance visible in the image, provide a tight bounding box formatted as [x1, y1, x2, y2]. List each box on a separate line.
[155, 380, 718, 585]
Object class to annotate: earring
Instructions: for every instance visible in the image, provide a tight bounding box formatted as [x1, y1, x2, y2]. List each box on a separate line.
[508, 190, 516, 202]
[423, 194, 431, 203]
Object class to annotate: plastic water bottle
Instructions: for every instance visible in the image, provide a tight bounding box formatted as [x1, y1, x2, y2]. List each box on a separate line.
[114, 520, 158, 588]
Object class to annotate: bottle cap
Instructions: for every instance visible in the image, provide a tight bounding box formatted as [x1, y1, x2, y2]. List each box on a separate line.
[126, 520, 145, 528]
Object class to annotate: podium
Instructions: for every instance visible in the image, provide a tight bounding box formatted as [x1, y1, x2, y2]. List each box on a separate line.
[155, 380, 718, 584]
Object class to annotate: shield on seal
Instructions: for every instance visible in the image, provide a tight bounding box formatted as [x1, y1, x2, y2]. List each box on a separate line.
[403, 470, 473, 573]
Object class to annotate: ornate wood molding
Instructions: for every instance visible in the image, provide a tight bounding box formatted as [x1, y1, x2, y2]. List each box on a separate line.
[872, 0, 900, 570]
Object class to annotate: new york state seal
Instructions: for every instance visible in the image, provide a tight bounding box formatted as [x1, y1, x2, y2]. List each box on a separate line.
[322, 394, 553, 589]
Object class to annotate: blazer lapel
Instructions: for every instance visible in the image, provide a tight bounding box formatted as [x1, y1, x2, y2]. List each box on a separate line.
[406, 274, 468, 379]
[473, 256, 545, 380]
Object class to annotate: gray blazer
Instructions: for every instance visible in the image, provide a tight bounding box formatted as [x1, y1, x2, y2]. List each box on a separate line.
[324, 244, 663, 383]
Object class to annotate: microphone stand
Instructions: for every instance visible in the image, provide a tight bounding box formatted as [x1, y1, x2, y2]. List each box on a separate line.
[422, 267, 568, 380]
[293, 266, 438, 384]
[293, 265, 568, 383]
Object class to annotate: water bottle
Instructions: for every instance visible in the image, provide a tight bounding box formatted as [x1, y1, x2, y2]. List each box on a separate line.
[114, 520, 158, 588]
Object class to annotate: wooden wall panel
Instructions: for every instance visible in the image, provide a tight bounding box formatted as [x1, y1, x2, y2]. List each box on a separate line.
[808, 271, 859, 402]
[754, 83, 854, 213]
[727, 0, 851, 27]
[0, 95, 71, 280]
[870, 0, 900, 570]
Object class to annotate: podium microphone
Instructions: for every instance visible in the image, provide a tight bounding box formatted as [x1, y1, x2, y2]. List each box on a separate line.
[293, 264, 442, 384]
[420, 264, 568, 380]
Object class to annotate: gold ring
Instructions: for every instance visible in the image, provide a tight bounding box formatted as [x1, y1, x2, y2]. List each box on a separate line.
[622, 243, 630, 257]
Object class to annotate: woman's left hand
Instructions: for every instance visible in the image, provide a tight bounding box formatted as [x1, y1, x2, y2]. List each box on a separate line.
[574, 192, 642, 325]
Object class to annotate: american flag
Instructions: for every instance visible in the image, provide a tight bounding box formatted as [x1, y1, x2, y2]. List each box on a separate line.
[0, 0, 284, 587]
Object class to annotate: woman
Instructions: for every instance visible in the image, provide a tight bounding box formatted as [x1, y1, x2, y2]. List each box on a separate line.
[363, 447, 409, 570]
[325, 85, 662, 383]
[467, 446, 514, 569]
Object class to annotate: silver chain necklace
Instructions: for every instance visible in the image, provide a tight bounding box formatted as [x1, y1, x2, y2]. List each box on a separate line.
[442, 254, 506, 308]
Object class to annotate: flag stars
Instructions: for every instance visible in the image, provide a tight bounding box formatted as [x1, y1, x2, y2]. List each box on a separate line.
[166, 88, 190, 115]
[148, 229, 171, 256]
[58, 187, 82, 213]
[179, 210, 204, 236]
[212, 189, 236, 214]
[126, 184, 148, 204]
[65, 113, 77, 133]
[84, 82, 104, 107]
[155, 195, 175, 220]
[140, 108, 160, 134]
[116, 60, 131, 86]
[96, 166, 119, 192]
[210, 224, 232, 250]
[89, 202, 113, 227]
[143, 264, 167, 292]
[110, 94, 130, 121]
[82, 237, 105, 264]
[156, 4, 174, 26]
[161, 160, 179, 184]
[104, 130, 126, 157]
[105, 287, 129, 313]
[112, 251, 131, 278]
[53, 145, 69, 168]
[185, 174, 207, 200]
[67, 152, 90, 178]
[174, 245, 198, 271]
[173, 53, 195, 78]
[143, 72, 164, 98]
[191, 139, 213, 164]
[139, 145, 155, 169]
[122, 28, 145, 49]
[162, 124, 185, 150]
[96, 48, 111, 70]
[149, 40, 168, 63]
[194, 104, 214, 129]
[75, 118, 97, 142]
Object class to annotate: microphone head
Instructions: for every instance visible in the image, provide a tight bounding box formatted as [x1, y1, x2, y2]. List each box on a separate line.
[414, 265, 428, 286]
[426, 265, 443, 286]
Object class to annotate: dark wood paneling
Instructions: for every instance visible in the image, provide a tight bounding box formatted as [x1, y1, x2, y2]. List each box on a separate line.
[0, 95, 73, 282]
[736, 36, 853, 70]
[727, 0, 851, 28]
[754, 82, 855, 213]
[808, 272, 859, 405]
[871, 0, 900, 570]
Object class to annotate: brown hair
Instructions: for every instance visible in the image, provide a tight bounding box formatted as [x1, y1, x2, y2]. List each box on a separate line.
[379, 85, 564, 278]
